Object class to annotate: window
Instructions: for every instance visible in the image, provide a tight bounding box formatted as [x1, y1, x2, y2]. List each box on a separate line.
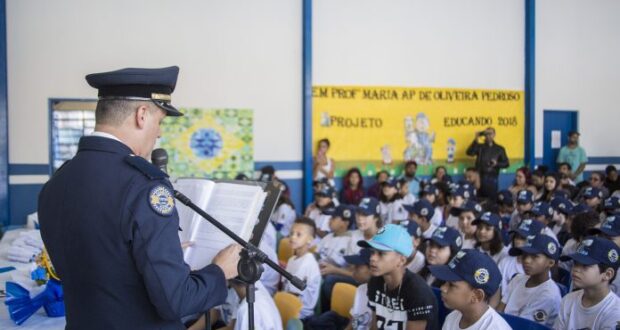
[50, 100, 96, 172]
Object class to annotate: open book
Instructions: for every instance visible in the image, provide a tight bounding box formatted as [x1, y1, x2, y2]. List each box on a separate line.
[174, 178, 270, 270]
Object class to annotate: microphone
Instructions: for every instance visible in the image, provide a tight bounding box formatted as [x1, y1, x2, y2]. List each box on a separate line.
[151, 148, 168, 174]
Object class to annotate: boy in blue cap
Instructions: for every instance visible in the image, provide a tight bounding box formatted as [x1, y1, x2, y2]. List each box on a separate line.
[588, 214, 620, 296]
[305, 185, 336, 238]
[508, 189, 535, 230]
[445, 185, 471, 229]
[550, 195, 574, 245]
[420, 226, 463, 288]
[453, 200, 483, 249]
[583, 186, 604, 211]
[358, 224, 438, 330]
[499, 234, 562, 327]
[430, 249, 511, 329]
[528, 201, 559, 242]
[420, 184, 444, 227]
[603, 196, 620, 216]
[554, 237, 620, 329]
[379, 178, 408, 225]
[404, 200, 437, 239]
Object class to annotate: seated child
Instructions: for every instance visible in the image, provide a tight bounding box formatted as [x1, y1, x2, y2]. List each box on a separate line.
[528, 201, 559, 242]
[453, 200, 482, 249]
[305, 185, 336, 238]
[554, 237, 620, 329]
[445, 185, 471, 229]
[348, 197, 382, 255]
[404, 199, 437, 239]
[419, 226, 463, 287]
[379, 178, 407, 225]
[588, 214, 620, 296]
[421, 184, 443, 227]
[282, 217, 322, 320]
[559, 211, 601, 271]
[430, 249, 511, 329]
[406, 221, 426, 273]
[358, 224, 439, 329]
[500, 234, 562, 327]
[508, 189, 534, 230]
[550, 195, 574, 245]
[345, 248, 373, 330]
[472, 212, 509, 264]
[583, 186, 604, 213]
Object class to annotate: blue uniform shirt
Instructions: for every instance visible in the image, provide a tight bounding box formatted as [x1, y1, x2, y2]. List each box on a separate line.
[38, 135, 227, 329]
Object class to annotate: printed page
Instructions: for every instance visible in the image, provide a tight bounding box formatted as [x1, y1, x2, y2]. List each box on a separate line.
[174, 178, 215, 244]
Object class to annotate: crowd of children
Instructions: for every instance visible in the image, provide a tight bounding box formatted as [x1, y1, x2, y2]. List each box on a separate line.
[196, 161, 620, 330]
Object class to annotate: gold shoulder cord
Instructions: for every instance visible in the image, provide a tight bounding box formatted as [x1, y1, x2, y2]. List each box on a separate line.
[41, 248, 60, 281]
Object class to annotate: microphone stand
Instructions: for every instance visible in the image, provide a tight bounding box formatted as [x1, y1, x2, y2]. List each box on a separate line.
[174, 190, 306, 330]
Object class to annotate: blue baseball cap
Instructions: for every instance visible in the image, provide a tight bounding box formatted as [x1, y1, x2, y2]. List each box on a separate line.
[588, 214, 620, 237]
[509, 234, 561, 260]
[323, 204, 356, 223]
[422, 184, 439, 196]
[429, 249, 502, 297]
[451, 185, 473, 200]
[550, 197, 574, 216]
[426, 226, 463, 252]
[552, 190, 571, 200]
[406, 221, 423, 238]
[516, 189, 534, 204]
[560, 236, 620, 267]
[358, 224, 414, 257]
[356, 197, 380, 216]
[529, 202, 555, 219]
[510, 218, 545, 238]
[451, 199, 482, 217]
[344, 248, 372, 266]
[496, 190, 514, 206]
[403, 199, 435, 219]
[583, 187, 604, 200]
[316, 185, 335, 197]
[604, 196, 620, 211]
[382, 177, 400, 189]
[472, 212, 502, 230]
[571, 203, 592, 215]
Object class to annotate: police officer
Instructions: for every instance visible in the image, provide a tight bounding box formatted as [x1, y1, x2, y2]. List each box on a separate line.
[38, 66, 241, 329]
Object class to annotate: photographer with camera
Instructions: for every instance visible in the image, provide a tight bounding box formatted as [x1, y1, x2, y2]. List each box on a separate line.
[466, 127, 509, 199]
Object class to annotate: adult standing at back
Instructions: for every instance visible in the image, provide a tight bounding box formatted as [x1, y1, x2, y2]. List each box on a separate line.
[313, 138, 336, 186]
[556, 131, 588, 184]
[466, 127, 510, 199]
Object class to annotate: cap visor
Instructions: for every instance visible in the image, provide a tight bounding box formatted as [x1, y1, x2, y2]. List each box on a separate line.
[559, 253, 599, 265]
[509, 246, 541, 257]
[355, 207, 374, 216]
[588, 227, 620, 237]
[344, 255, 365, 265]
[508, 229, 528, 239]
[357, 240, 394, 252]
[155, 101, 183, 116]
[425, 236, 450, 247]
[428, 265, 463, 282]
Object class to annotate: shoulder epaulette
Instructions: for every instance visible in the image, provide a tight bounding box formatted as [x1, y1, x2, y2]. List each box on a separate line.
[124, 154, 168, 180]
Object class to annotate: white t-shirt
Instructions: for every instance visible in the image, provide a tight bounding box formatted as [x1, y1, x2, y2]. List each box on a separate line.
[270, 203, 296, 236]
[421, 224, 438, 239]
[497, 255, 523, 298]
[477, 245, 509, 264]
[259, 232, 280, 296]
[442, 307, 511, 330]
[406, 251, 426, 274]
[234, 282, 283, 330]
[502, 274, 561, 327]
[461, 237, 476, 249]
[348, 229, 366, 255]
[559, 238, 579, 272]
[542, 226, 559, 243]
[317, 231, 352, 267]
[554, 289, 620, 330]
[283, 252, 321, 319]
[431, 206, 444, 227]
[350, 283, 371, 330]
[380, 199, 408, 225]
[315, 213, 332, 234]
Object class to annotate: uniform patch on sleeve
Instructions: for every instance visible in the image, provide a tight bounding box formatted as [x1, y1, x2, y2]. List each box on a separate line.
[149, 185, 175, 216]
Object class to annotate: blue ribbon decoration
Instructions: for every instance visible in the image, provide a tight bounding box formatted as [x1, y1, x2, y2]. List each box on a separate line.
[4, 279, 65, 325]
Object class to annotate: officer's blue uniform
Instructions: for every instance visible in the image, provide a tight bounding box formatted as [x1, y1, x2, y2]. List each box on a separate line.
[38, 67, 228, 329]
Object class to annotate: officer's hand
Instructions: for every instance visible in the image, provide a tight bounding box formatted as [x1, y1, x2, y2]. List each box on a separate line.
[212, 244, 242, 279]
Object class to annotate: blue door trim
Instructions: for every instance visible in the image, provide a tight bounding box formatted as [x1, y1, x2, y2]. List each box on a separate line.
[302, 0, 313, 207]
[524, 0, 536, 168]
[0, 0, 9, 226]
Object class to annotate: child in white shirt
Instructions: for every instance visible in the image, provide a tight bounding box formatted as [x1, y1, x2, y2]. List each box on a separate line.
[499, 234, 562, 327]
[554, 236, 620, 330]
[472, 212, 509, 264]
[588, 214, 620, 296]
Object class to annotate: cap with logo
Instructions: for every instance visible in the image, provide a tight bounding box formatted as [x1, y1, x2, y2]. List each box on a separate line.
[403, 199, 435, 219]
[451, 199, 482, 217]
[588, 214, 620, 237]
[356, 197, 380, 216]
[422, 184, 439, 196]
[358, 224, 414, 257]
[550, 196, 574, 216]
[429, 249, 502, 297]
[583, 187, 604, 200]
[560, 236, 620, 267]
[315, 185, 335, 198]
[406, 221, 423, 238]
[86, 66, 182, 116]
[510, 218, 545, 239]
[426, 226, 463, 252]
[451, 185, 472, 200]
[571, 203, 592, 215]
[509, 234, 561, 260]
[344, 248, 372, 266]
[472, 212, 502, 230]
[529, 202, 554, 219]
[496, 190, 514, 206]
[516, 189, 534, 205]
[323, 204, 356, 223]
[604, 196, 620, 211]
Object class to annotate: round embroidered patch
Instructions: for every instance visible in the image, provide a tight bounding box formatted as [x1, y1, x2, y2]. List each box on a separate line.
[149, 185, 175, 216]
[533, 309, 547, 322]
[608, 249, 619, 263]
[474, 268, 490, 284]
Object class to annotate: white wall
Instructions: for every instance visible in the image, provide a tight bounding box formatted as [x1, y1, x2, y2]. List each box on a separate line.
[7, 0, 302, 165]
[314, 0, 524, 89]
[536, 0, 620, 160]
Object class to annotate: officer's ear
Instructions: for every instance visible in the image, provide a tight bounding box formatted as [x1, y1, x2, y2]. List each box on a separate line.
[135, 104, 150, 129]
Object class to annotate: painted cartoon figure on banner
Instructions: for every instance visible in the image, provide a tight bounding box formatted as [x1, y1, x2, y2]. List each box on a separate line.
[381, 144, 393, 165]
[414, 112, 435, 165]
[446, 138, 456, 163]
[403, 130, 422, 163]
[320, 112, 331, 127]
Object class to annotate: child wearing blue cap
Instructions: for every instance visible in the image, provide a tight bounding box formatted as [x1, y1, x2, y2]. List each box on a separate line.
[508, 189, 534, 230]
[498, 234, 562, 327]
[379, 178, 408, 225]
[588, 214, 620, 296]
[559, 211, 601, 272]
[348, 197, 382, 256]
[358, 224, 439, 329]
[420, 184, 444, 227]
[346, 248, 373, 330]
[454, 200, 482, 249]
[419, 226, 463, 288]
[528, 201, 560, 243]
[404, 199, 438, 239]
[445, 184, 470, 229]
[554, 237, 620, 329]
[304, 185, 336, 238]
[406, 221, 426, 274]
[430, 249, 511, 329]
[583, 186, 604, 214]
[473, 212, 509, 264]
